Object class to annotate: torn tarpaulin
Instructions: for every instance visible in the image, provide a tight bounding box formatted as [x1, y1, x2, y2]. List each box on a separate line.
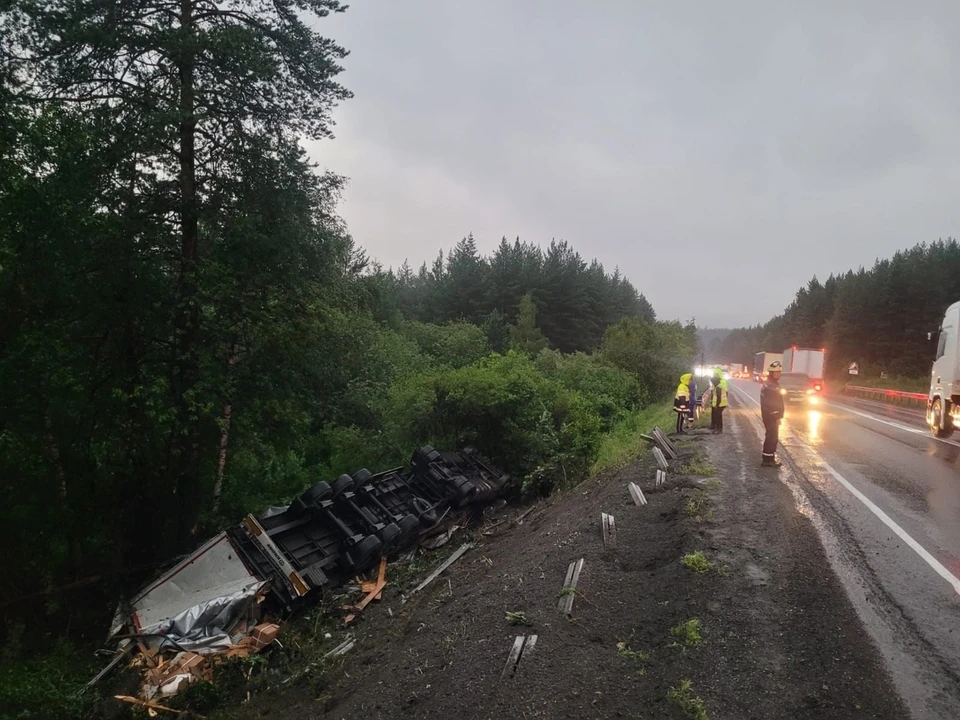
[148, 586, 263, 654]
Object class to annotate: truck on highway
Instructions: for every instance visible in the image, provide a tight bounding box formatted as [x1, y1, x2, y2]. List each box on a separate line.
[782, 347, 826, 389]
[928, 301, 960, 437]
[753, 351, 783, 381]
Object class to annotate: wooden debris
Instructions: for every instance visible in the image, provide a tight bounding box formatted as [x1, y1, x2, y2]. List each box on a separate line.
[345, 559, 388, 624]
[502, 634, 539, 679]
[515, 506, 537, 525]
[403, 542, 474, 603]
[652, 426, 680, 459]
[639, 433, 656, 444]
[652, 446, 669, 472]
[557, 558, 585, 615]
[628, 482, 647, 506]
[601, 513, 617, 549]
[656, 469, 666, 488]
[323, 637, 356, 659]
[114, 695, 199, 717]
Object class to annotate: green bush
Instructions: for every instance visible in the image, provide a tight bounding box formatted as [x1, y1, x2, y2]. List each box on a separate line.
[0, 636, 98, 720]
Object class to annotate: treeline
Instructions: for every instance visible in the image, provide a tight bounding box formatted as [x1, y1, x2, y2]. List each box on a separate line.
[374, 234, 655, 353]
[0, 0, 696, 694]
[713, 240, 960, 378]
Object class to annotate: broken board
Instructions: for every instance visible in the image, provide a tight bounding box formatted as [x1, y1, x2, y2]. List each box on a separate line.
[403, 542, 474, 603]
[656, 469, 666, 488]
[557, 558, 585, 615]
[652, 426, 679, 459]
[601, 513, 617, 549]
[502, 634, 539, 679]
[652, 446, 669, 472]
[627, 482, 647, 506]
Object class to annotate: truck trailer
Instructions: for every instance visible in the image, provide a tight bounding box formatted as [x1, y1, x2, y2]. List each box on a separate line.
[928, 301, 960, 438]
[782, 347, 826, 383]
[753, 351, 783, 381]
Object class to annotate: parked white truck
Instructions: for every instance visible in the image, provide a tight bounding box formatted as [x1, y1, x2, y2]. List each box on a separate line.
[782, 347, 826, 384]
[928, 301, 960, 437]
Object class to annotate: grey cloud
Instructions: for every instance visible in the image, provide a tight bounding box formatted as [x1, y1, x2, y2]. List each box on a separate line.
[309, 1, 960, 327]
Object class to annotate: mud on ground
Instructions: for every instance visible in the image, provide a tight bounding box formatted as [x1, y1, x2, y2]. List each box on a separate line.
[221, 419, 907, 720]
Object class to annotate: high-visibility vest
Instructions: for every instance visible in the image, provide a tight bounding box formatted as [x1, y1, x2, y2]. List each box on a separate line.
[712, 379, 729, 408]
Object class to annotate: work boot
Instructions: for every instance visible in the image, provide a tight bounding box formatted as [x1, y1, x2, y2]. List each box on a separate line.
[760, 457, 782, 468]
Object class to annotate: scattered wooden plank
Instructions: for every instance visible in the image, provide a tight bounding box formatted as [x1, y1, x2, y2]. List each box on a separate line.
[656, 469, 666, 488]
[323, 637, 356, 659]
[403, 542, 474, 603]
[628, 482, 647, 506]
[639, 433, 656, 444]
[557, 558, 585, 615]
[502, 635, 526, 678]
[652, 446, 669, 471]
[114, 696, 197, 717]
[601, 513, 617, 549]
[502, 634, 539, 679]
[652, 426, 679, 459]
[515, 506, 538, 525]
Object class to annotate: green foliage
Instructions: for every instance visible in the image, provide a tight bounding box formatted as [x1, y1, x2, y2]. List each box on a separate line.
[600, 317, 699, 397]
[670, 618, 703, 650]
[668, 679, 710, 720]
[591, 403, 675, 476]
[681, 551, 715, 574]
[0, 636, 98, 720]
[509, 294, 550, 356]
[716, 240, 960, 379]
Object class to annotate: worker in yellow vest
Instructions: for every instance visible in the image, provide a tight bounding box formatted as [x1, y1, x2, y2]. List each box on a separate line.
[674, 373, 692, 434]
[711, 371, 728, 433]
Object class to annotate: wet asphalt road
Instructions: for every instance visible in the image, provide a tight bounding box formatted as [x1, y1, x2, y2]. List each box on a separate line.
[729, 381, 960, 720]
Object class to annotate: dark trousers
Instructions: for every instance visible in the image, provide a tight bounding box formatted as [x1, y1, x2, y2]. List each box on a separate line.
[711, 406, 724, 432]
[676, 409, 686, 434]
[762, 416, 780, 459]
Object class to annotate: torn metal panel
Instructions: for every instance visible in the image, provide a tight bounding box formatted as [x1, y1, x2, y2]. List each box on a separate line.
[128, 533, 265, 637]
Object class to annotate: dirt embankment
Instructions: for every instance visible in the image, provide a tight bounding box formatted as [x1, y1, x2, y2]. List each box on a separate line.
[223, 416, 907, 720]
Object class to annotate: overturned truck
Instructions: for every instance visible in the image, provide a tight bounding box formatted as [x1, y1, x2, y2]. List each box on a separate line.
[116, 446, 510, 653]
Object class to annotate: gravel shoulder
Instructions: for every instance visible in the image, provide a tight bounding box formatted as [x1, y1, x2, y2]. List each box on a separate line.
[224, 417, 908, 720]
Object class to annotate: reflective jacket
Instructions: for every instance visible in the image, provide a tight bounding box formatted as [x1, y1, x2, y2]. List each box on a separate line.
[674, 373, 692, 409]
[712, 378, 729, 408]
[760, 378, 784, 421]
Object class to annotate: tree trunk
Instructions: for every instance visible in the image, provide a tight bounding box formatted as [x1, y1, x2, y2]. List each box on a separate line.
[211, 348, 237, 515]
[171, 0, 202, 548]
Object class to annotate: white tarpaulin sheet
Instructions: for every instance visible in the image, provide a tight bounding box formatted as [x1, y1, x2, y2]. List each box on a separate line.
[130, 532, 265, 637]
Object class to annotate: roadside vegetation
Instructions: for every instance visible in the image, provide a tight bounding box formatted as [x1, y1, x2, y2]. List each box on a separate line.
[0, 1, 700, 716]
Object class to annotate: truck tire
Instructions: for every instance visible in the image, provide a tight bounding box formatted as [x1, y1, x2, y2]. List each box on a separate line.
[378, 522, 402, 551]
[331, 474, 354, 498]
[932, 398, 955, 438]
[352, 468, 372, 485]
[351, 535, 382, 572]
[415, 445, 442, 465]
[398, 514, 421, 543]
[300, 481, 332, 506]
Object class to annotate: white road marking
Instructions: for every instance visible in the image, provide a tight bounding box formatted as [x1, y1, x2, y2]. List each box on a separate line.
[730, 383, 960, 597]
[823, 401, 960, 449]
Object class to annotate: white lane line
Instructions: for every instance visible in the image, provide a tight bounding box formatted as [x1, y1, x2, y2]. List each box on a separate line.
[824, 401, 960, 449]
[730, 384, 960, 596]
[821, 461, 960, 596]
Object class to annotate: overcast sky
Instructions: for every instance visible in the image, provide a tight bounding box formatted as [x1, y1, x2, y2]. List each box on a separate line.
[305, 1, 960, 327]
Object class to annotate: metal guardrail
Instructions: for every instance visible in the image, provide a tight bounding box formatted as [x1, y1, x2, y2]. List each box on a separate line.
[842, 384, 928, 407]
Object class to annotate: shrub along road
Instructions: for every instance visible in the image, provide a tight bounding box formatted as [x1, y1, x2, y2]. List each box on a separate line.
[221, 413, 906, 720]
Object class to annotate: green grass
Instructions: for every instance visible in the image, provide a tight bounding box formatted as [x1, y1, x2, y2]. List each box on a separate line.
[669, 619, 703, 650]
[591, 401, 675, 476]
[684, 493, 712, 523]
[679, 459, 716, 476]
[616, 641, 651, 675]
[668, 679, 710, 720]
[681, 551, 715, 574]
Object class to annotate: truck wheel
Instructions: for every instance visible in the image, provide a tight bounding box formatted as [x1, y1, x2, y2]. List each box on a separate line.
[398, 514, 421, 543]
[331, 474, 354, 498]
[353, 468, 372, 485]
[932, 399, 955, 438]
[378, 522, 402, 551]
[352, 535, 382, 572]
[415, 445, 442, 465]
[300, 481, 332, 506]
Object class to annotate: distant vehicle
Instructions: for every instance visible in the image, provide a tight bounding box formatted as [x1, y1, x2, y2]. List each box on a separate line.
[927, 301, 960, 437]
[778, 372, 822, 404]
[753, 351, 784, 381]
[782, 347, 826, 391]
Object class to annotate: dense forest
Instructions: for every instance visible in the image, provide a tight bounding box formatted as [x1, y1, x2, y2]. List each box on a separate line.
[708, 240, 960, 380]
[0, 2, 696, 711]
